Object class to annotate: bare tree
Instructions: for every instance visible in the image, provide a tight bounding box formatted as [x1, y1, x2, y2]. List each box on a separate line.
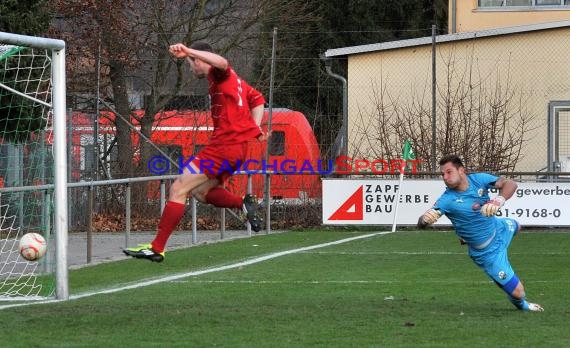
[53, 0, 317, 168]
[52, 0, 319, 202]
[351, 48, 537, 173]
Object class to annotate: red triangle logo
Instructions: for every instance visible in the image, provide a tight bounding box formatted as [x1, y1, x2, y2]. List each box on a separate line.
[329, 186, 363, 220]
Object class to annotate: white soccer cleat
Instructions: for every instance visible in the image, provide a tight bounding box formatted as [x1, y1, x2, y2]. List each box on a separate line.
[528, 302, 544, 312]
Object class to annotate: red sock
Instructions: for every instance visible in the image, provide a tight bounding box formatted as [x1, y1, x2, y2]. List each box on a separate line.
[205, 187, 242, 209]
[151, 201, 186, 252]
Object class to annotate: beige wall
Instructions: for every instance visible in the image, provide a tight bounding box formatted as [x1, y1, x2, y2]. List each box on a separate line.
[450, 0, 570, 33]
[346, 27, 570, 172]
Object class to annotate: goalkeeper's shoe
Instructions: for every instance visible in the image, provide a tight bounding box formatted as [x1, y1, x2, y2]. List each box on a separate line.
[528, 303, 544, 312]
[122, 243, 164, 263]
[242, 194, 262, 232]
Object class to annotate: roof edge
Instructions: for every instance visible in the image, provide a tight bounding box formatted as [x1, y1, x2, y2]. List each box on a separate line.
[324, 20, 570, 58]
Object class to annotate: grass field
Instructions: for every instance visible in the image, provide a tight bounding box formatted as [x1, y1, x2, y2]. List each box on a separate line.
[0, 229, 568, 347]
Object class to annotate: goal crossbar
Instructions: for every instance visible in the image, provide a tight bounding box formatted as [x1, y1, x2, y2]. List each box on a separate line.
[0, 32, 64, 51]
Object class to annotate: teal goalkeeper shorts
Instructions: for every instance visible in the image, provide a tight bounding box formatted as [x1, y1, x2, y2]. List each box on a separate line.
[469, 218, 520, 290]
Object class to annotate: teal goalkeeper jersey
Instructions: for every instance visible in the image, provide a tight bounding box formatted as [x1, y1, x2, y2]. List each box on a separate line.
[433, 173, 500, 247]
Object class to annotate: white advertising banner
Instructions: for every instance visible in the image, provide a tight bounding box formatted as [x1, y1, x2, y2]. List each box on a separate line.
[322, 179, 570, 226]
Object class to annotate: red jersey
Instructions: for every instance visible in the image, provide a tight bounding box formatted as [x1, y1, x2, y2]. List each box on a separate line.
[208, 65, 265, 145]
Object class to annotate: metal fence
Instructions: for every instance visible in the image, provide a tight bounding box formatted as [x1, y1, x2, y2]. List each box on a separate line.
[3, 27, 568, 242]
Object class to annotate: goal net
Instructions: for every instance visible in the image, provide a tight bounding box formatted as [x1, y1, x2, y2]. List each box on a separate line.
[0, 33, 68, 302]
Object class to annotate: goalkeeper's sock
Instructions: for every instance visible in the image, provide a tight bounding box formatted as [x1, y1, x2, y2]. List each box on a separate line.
[151, 201, 186, 253]
[508, 294, 530, 311]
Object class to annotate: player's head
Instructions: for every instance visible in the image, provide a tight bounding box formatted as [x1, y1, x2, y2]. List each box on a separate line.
[438, 154, 466, 190]
[190, 41, 213, 52]
[186, 42, 214, 79]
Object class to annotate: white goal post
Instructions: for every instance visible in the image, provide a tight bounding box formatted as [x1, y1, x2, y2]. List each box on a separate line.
[0, 31, 68, 301]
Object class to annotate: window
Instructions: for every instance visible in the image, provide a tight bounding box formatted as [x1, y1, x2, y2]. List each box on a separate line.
[193, 144, 204, 155]
[536, 0, 563, 4]
[158, 145, 182, 159]
[506, 0, 532, 5]
[268, 131, 285, 156]
[479, 0, 505, 6]
[156, 145, 182, 174]
[479, 0, 569, 6]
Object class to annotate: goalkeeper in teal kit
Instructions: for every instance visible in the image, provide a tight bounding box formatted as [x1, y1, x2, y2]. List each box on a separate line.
[418, 155, 543, 312]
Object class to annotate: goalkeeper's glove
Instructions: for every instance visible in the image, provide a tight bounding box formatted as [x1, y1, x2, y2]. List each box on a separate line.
[417, 209, 441, 229]
[480, 196, 506, 217]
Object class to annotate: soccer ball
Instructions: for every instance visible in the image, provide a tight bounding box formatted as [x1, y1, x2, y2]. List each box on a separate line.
[19, 233, 47, 261]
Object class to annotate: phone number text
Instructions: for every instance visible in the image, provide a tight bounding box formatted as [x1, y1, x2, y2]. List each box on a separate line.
[496, 208, 562, 218]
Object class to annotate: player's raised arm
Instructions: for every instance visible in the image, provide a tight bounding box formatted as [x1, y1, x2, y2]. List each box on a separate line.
[169, 43, 228, 71]
[481, 177, 518, 217]
[417, 208, 442, 229]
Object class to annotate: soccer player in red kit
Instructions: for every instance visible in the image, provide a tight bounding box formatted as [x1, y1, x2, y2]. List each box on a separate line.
[123, 42, 268, 262]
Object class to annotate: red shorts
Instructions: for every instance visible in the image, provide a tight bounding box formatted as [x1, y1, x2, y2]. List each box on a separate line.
[191, 142, 249, 183]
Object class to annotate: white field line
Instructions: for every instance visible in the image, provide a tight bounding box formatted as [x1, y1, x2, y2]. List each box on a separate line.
[171, 280, 491, 284]
[0, 231, 393, 310]
[302, 251, 570, 255]
[303, 251, 464, 255]
[170, 279, 569, 284]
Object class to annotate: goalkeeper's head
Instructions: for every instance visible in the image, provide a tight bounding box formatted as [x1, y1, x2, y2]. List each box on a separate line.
[439, 154, 467, 190]
[439, 154, 464, 169]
